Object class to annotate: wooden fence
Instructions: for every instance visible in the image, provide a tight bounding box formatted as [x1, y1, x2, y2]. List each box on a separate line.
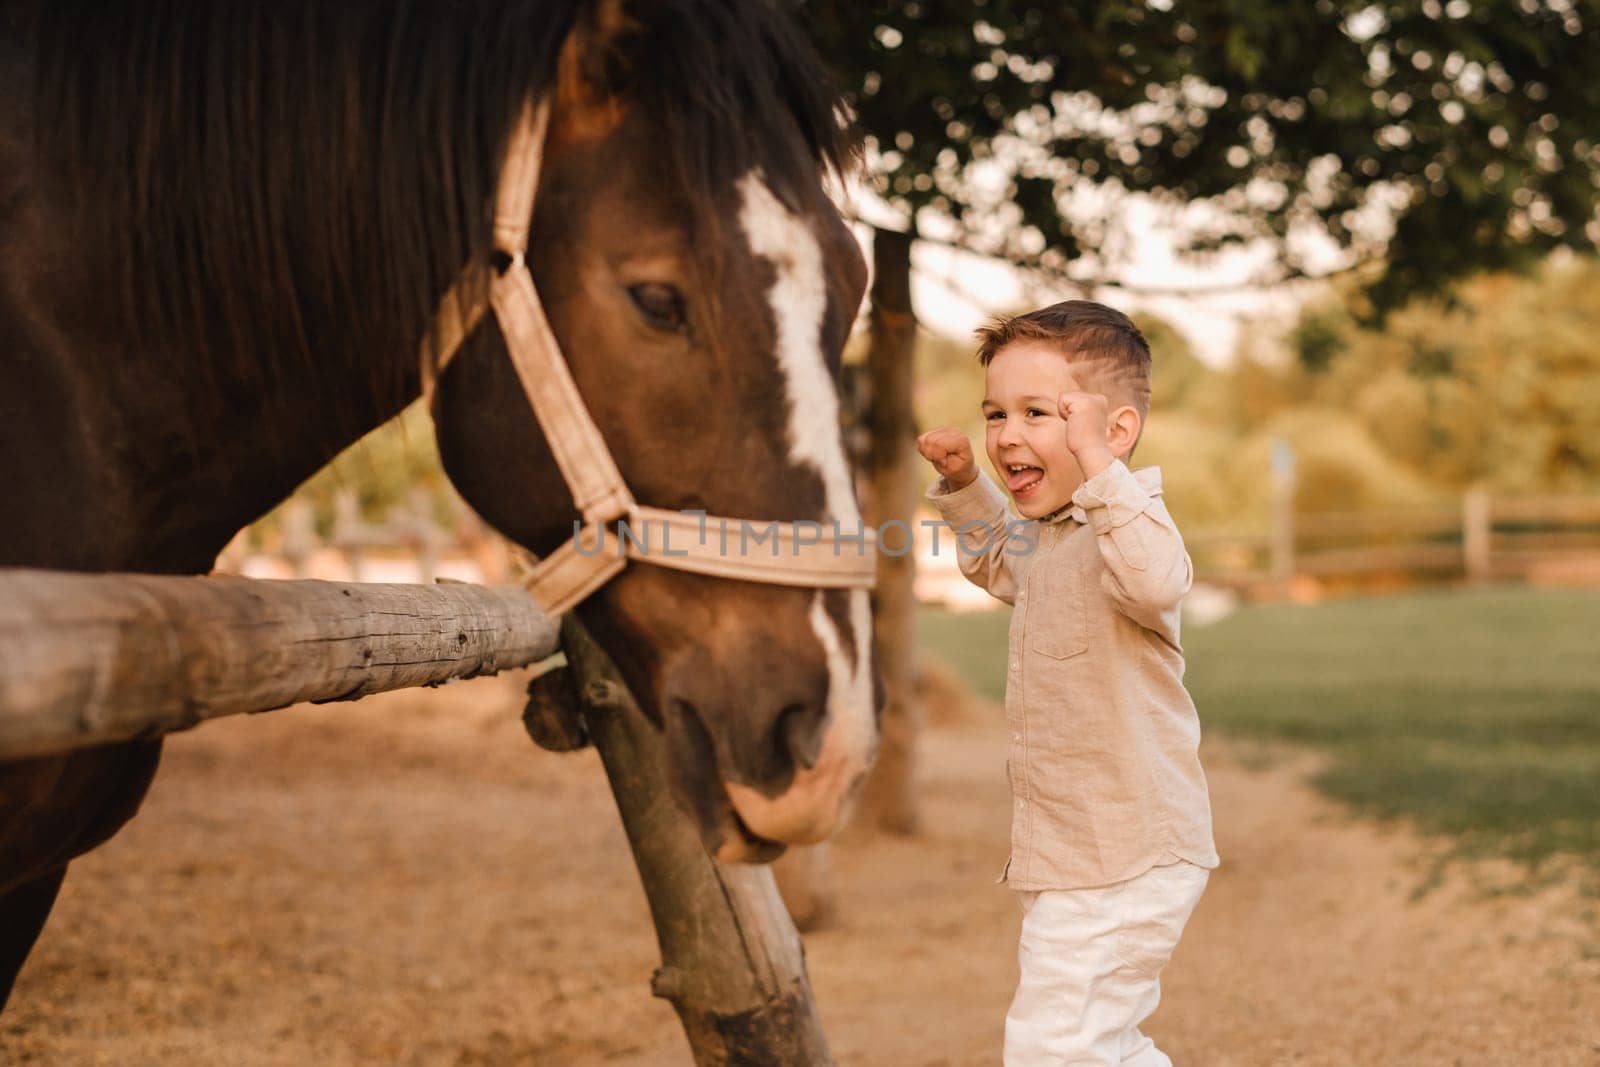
[1188, 488, 1600, 592]
[0, 565, 832, 1063]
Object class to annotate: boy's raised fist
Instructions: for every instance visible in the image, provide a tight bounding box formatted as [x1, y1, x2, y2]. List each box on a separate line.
[916, 426, 979, 490]
[1057, 372, 1116, 479]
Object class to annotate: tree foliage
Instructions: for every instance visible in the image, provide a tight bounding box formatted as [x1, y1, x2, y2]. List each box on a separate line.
[1131, 255, 1600, 534]
[1290, 255, 1600, 490]
[802, 1, 1600, 312]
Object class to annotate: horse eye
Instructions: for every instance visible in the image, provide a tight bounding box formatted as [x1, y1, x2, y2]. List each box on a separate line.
[627, 282, 688, 333]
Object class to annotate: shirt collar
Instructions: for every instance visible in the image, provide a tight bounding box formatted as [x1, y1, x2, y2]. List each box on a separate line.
[1043, 464, 1165, 526]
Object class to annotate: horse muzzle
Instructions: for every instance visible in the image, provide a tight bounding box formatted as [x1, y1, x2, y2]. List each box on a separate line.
[719, 714, 873, 857]
[661, 669, 877, 864]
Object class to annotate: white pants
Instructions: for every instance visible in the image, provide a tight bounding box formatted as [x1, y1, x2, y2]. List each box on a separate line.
[1004, 861, 1209, 1066]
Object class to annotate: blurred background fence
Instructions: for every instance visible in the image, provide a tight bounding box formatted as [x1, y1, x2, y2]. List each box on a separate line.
[213, 486, 514, 586]
[913, 485, 1600, 613]
[228, 473, 1600, 603]
[1190, 486, 1600, 593]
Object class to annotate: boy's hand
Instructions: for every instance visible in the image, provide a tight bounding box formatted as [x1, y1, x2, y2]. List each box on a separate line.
[1058, 376, 1116, 480]
[916, 426, 979, 490]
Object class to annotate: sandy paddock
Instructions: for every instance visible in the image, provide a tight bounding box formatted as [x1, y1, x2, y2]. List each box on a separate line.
[3, 673, 1597, 1065]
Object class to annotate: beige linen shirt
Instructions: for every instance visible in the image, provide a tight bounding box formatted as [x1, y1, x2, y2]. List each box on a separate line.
[928, 460, 1219, 890]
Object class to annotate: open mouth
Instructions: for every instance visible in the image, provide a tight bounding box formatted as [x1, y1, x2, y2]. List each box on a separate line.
[1004, 463, 1044, 500]
[665, 696, 791, 864]
[718, 806, 787, 864]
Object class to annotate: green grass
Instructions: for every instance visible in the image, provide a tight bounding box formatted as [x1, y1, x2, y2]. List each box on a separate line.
[919, 586, 1600, 877]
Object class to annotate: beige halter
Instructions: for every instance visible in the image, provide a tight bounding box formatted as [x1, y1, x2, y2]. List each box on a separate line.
[422, 99, 878, 616]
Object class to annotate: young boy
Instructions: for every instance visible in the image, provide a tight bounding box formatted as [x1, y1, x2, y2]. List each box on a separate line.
[916, 301, 1218, 1066]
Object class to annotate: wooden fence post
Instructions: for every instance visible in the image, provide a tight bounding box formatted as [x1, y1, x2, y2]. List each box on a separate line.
[1269, 437, 1297, 595]
[1463, 485, 1491, 584]
[282, 497, 316, 578]
[333, 489, 367, 581]
[559, 618, 834, 1065]
[410, 487, 442, 585]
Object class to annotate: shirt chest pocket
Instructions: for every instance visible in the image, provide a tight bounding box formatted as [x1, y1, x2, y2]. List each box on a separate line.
[1025, 554, 1088, 660]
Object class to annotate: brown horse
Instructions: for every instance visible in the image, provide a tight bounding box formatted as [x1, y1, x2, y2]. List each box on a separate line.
[0, 0, 874, 1008]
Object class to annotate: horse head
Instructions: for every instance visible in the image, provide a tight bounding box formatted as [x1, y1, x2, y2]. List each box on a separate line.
[431, 1, 878, 862]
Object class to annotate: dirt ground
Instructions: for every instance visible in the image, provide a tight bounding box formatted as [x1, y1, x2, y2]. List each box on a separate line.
[3, 673, 1597, 1066]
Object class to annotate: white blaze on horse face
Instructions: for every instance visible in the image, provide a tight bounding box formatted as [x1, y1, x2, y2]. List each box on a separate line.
[735, 173, 859, 525]
[724, 172, 875, 846]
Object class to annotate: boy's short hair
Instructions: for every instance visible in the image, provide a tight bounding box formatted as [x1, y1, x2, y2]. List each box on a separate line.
[975, 300, 1152, 416]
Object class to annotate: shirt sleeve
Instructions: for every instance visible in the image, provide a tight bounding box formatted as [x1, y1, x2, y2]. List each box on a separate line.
[1071, 460, 1192, 632]
[925, 471, 1029, 606]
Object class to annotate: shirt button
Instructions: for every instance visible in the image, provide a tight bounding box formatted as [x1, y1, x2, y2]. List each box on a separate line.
[1010, 660, 1020, 673]
[1012, 732, 1021, 743]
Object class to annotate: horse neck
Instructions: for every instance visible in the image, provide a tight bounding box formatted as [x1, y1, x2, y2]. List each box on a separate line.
[0, 278, 418, 576]
[116, 346, 420, 575]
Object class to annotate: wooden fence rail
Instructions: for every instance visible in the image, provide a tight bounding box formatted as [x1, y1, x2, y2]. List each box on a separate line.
[0, 569, 558, 760]
[1188, 488, 1600, 590]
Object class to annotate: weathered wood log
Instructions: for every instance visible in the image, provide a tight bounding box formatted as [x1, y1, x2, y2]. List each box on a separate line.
[559, 617, 833, 1066]
[0, 569, 559, 760]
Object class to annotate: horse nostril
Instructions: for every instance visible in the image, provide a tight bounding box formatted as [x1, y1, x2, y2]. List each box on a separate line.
[778, 702, 826, 771]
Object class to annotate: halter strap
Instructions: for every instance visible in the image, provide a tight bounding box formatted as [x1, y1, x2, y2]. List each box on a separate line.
[422, 98, 876, 616]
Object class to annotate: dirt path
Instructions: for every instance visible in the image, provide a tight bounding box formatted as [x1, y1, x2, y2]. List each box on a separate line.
[3, 675, 1597, 1065]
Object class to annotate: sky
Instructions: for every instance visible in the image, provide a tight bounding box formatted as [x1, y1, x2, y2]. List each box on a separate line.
[850, 192, 1341, 368]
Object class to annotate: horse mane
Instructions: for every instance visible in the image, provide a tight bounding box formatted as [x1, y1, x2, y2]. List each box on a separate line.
[27, 0, 853, 408]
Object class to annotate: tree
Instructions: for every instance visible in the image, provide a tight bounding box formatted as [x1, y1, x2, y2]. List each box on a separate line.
[806, 0, 1600, 311]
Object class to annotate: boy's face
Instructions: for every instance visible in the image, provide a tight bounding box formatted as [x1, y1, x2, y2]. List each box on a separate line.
[981, 340, 1086, 518]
